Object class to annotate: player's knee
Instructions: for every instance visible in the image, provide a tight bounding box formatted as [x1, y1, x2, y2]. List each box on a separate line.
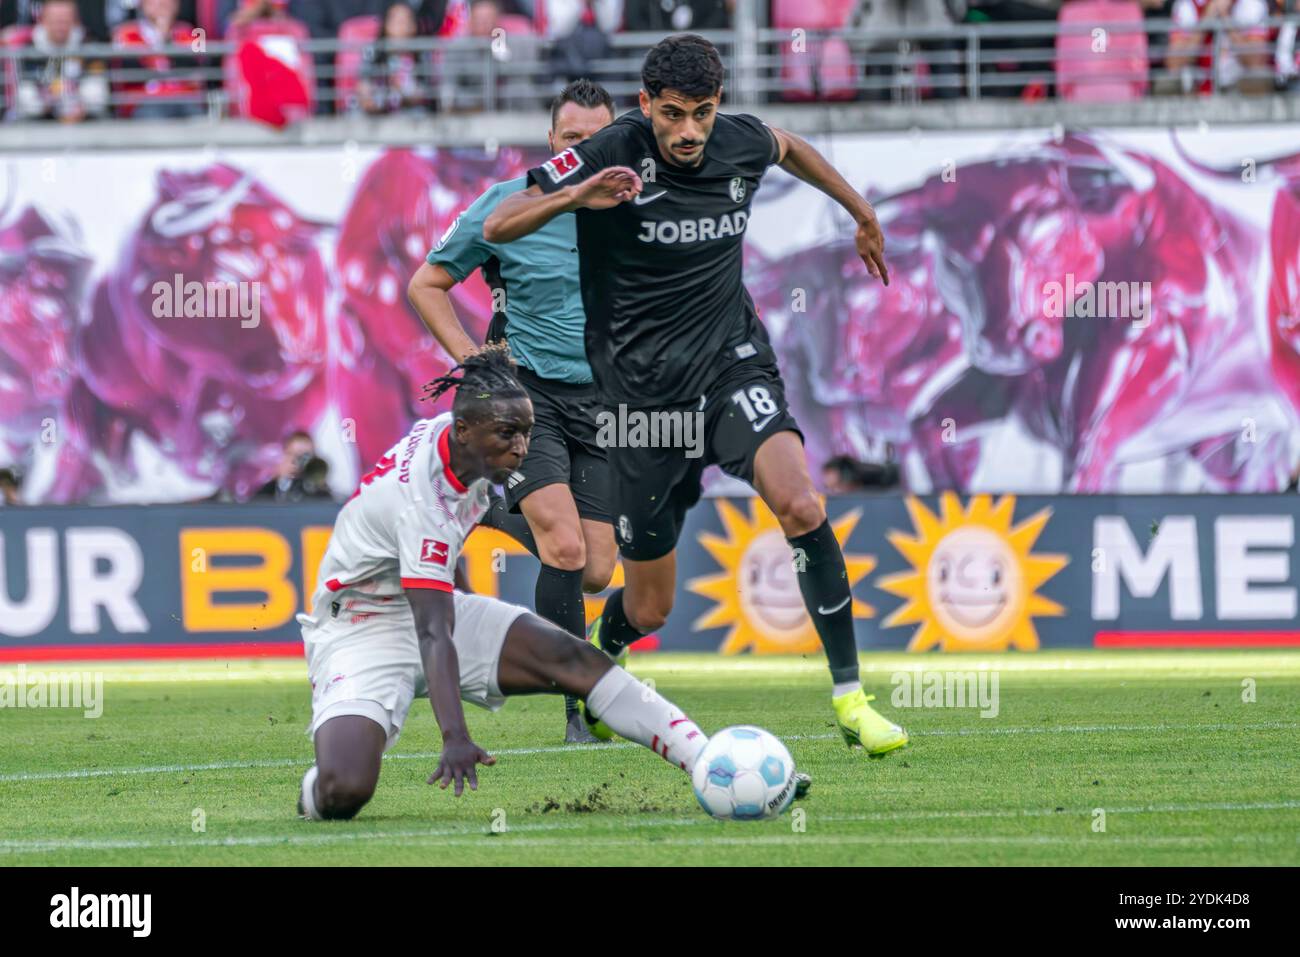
[626, 594, 671, 633]
[581, 553, 616, 594]
[316, 767, 376, 819]
[776, 489, 825, 537]
[539, 531, 586, 572]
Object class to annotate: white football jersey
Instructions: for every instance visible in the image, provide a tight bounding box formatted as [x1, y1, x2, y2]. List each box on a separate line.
[308, 412, 490, 621]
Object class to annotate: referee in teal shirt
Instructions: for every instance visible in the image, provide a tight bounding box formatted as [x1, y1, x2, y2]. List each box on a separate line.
[408, 80, 617, 744]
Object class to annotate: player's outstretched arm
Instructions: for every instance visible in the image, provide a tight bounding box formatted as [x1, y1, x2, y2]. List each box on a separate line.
[482, 168, 643, 243]
[769, 126, 890, 286]
[408, 586, 496, 796]
[407, 262, 480, 364]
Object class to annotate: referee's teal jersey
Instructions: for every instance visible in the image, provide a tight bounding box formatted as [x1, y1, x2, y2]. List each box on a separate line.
[426, 176, 591, 385]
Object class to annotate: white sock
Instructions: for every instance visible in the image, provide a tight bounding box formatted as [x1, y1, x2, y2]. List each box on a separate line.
[586, 667, 708, 773]
[832, 680, 862, 699]
[300, 765, 323, 820]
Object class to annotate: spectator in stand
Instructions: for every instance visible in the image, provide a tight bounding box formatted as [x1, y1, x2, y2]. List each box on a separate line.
[0, 468, 21, 506]
[296, 0, 383, 37]
[411, 0, 451, 33]
[282, 0, 381, 114]
[224, 0, 315, 124]
[114, 0, 204, 117]
[1278, 0, 1299, 89]
[548, 0, 617, 84]
[358, 0, 427, 113]
[850, 0, 965, 100]
[225, 0, 296, 31]
[4, 0, 198, 35]
[623, 0, 729, 31]
[17, 0, 110, 120]
[544, 0, 621, 38]
[416, 0, 530, 34]
[437, 0, 538, 110]
[964, 0, 1060, 97]
[466, 0, 499, 33]
[254, 430, 332, 502]
[1166, 0, 1274, 94]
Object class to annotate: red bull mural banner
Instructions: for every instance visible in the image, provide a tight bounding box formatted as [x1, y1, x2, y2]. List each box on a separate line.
[3, 124, 1300, 502]
[2, 494, 1298, 661]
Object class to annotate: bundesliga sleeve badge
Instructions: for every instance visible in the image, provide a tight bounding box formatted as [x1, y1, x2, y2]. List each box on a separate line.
[543, 148, 584, 184]
[420, 538, 450, 566]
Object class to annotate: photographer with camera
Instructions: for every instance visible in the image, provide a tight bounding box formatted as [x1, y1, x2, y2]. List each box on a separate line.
[254, 430, 334, 502]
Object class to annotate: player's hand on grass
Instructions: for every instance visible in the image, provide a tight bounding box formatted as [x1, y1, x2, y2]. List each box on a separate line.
[855, 211, 890, 286]
[567, 167, 642, 210]
[430, 736, 496, 796]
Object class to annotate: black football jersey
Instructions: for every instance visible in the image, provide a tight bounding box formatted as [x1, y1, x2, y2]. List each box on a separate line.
[526, 110, 781, 406]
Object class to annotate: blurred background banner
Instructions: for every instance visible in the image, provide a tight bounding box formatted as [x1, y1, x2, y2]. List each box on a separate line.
[3, 493, 1299, 659]
[4, 123, 1300, 505]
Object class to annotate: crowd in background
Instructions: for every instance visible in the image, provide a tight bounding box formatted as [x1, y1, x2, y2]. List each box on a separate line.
[2, 0, 1298, 123]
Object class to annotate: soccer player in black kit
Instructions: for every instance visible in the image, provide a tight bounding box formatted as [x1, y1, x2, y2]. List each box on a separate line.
[484, 34, 908, 756]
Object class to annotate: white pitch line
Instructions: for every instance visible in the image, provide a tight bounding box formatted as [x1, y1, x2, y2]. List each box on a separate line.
[918, 720, 1300, 737]
[2, 721, 1296, 784]
[0, 798, 1296, 855]
[0, 817, 1292, 855]
[809, 800, 1300, 823]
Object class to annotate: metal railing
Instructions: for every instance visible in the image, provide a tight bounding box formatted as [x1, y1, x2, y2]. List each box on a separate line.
[1, 17, 1297, 123]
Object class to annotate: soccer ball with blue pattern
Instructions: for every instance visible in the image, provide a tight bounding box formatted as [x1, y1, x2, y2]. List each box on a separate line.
[691, 725, 798, 821]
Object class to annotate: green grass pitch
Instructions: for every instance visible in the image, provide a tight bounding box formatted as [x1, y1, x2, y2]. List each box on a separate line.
[1, 651, 1297, 866]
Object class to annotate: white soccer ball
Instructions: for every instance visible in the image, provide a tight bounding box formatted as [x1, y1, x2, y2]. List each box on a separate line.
[691, 725, 798, 821]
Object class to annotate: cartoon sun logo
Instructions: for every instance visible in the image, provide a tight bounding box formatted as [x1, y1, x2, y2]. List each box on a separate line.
[877, 493, 1068, 652]
[688, 499, 875, 655]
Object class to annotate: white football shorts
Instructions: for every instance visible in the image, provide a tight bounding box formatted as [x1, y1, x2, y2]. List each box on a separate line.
[300, 591, 530, 751]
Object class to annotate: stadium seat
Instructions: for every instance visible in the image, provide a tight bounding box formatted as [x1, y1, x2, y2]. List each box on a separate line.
[818, 35, 858, 100]
[780, 36, 859, 102]
[334, 14, 381, 114]
[771, 0, 855, 30]
[224, 17, 316, 125]
[773, 0, 858, 101]
[1055, 0, 1149, 102]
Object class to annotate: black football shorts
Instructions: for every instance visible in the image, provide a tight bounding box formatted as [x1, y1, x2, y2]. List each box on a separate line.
[608, 364, 802, 562]
[504, 366, 611, 523]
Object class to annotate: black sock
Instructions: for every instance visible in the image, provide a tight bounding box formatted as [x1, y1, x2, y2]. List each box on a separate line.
[788, 519, 860, 686]
[597, 587, 648, 657]
[480, 489, 539, 559]
[536, 564, 585, 719]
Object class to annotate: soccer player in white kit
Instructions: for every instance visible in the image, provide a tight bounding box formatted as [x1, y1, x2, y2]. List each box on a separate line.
[297, 345, 710, 820]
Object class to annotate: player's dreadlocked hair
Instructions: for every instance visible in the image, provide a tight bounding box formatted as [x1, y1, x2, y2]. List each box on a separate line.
[421, 341, 529, 424]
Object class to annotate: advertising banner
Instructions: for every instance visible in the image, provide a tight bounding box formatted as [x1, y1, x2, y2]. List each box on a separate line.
[3, 494, 1297, 661]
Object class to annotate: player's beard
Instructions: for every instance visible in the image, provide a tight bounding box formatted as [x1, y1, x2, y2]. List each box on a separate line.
[671, 141, 705, 166]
